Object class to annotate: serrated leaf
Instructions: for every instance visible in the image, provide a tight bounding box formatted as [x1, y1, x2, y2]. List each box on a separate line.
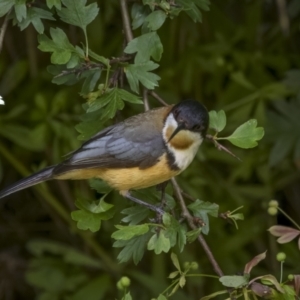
[18, 7, 55, 33]
[131, 3, 150, 30]
[81, 69, 101, 95]
[89, 178, 112, 194]
[186, 228, 201, 243]
[222, 119, 264, 149]
[46, 0, 61, 9]
[0, 0, 13, 18]
[147, 230, 171, 254]
[145, 10, 167, 30]
[125, 61, 160, 93]
[14, 0, 27, 22]
[87, 88, 142, 113]
[58, 0, 99, 31]
[71, 209, 102, 232]
[219, 275, 249, 288]
[176, 0, 210, 22]
[187, 200, 219, 235]
[209, 110, 226, 132]
[124, 32, 163, 64]
[38, 28, 76, 64]
[121, 206, 149, 225]
[112, 224, 149, 240]
[113, 231, 152, 264]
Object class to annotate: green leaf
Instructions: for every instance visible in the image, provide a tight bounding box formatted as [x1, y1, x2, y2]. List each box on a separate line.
[0, 0, 13, 18]
[123, 292, 132, 300]
[219, 275, 249, 288]
[231, 71, 256, 90]
[157, 295, 168, 300]
[145, 10, 167, 31]
[18, 7, 55, 33]
[89, 178, 112, 194]
[147, 230, 171, 254]
[176, 0, 210, 22]
[222, 119, 265, 149]
[131, 3, 150, 30]
[71, 196, 115, 232]
[124, 32, 163, 64]
[58, 0, 99, 31]
[121, 206, 149, 225]
[38, 28, 76, 64]
[186, 228, 201, 243]
[71, 210, 101, 232]
[81, 69, 101, 95]
[113, 232, 152, 264]
[187, 200, 219, 235]
[87, 88, 142, 114]
[171, 252, 181, 272]
[209, 110, 226, 132]
[46, 0, 62, 9]
[112, 224, 149, 240]
[125, 61, 160, 93]
[14, 0, 27, 22]
[88, 49, 109, 66]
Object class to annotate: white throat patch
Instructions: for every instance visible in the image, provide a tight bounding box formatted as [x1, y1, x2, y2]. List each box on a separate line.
[162, 113, 203, 171]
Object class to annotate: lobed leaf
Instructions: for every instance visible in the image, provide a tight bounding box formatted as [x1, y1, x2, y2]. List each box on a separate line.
[223, 119, 264, 149]
[209, 110, 226, 132]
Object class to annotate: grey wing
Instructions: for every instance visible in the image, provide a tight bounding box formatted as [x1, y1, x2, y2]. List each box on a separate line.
[54, 116, 165, 174]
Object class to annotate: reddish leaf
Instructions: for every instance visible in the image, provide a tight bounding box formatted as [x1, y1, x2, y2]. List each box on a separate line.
[244, 251, 267, 274]
[277, 231, 300, 244]
[250, 282, 272, 298]
[268, 225, 300, 237]
[294, 275, 300, 296]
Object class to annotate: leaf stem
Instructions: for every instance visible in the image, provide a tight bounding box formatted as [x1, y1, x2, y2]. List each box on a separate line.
[277, 207, 300, 231]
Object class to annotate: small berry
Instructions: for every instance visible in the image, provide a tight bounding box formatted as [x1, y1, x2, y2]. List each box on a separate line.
[184, 262, 190, 269]
[120, 276, 131, 287]
[190, 262, 199, 270]
[268, 207, 278, 216]
[269, 200, 279, 208]
[276, 252, 286, 262]
[288, 274, 294, 281]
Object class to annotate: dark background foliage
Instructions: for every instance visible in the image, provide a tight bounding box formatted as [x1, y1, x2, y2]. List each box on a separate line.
[0, 0, 300, 299]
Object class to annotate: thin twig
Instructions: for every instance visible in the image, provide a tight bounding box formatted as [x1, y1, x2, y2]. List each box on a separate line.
[150, 91, 169, 106]
[120, 0, 134, 43]
[143, 88, 150, 111]
[0, 8, 11, 54]
[109, 55, 132, 64]
[171, 178, 224, 277]
[206, 134, 242, 161]
[276, 0, 289, 36]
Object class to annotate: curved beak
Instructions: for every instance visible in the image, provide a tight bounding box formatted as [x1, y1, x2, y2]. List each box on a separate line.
[168, 123, 185, 142]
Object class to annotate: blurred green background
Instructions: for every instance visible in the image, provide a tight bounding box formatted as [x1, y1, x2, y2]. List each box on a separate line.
[0, 0, 300, 299]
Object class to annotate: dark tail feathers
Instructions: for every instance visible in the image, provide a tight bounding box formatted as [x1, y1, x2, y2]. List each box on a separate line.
[0, 166, 55, 199]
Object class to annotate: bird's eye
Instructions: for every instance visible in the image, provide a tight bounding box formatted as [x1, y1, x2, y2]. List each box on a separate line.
[192, 124, 201, 131]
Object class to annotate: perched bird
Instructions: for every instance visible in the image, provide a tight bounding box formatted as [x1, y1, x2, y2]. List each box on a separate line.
[0, 100, 209, 213]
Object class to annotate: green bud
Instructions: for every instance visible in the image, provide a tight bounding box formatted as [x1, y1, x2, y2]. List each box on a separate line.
[184, 262, 190, 269]
[117, 281, 123, 290]
[190, 262, 199, 270]
[288, 274, 294, 281]
[268, 207, 278, 216]
[269, 200, 279, 208]
[120, 276, 131, 287]
[276, 252, 286, 262]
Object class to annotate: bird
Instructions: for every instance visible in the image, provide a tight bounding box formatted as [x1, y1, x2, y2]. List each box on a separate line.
[0, 99, 209, 214]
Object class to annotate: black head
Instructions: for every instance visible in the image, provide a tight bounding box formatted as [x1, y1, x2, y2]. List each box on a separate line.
[168, 99, 209, 141]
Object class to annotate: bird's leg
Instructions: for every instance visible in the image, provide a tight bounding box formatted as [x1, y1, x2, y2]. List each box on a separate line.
[120, 190, 164, 215]
[156, 181, 169, 209]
